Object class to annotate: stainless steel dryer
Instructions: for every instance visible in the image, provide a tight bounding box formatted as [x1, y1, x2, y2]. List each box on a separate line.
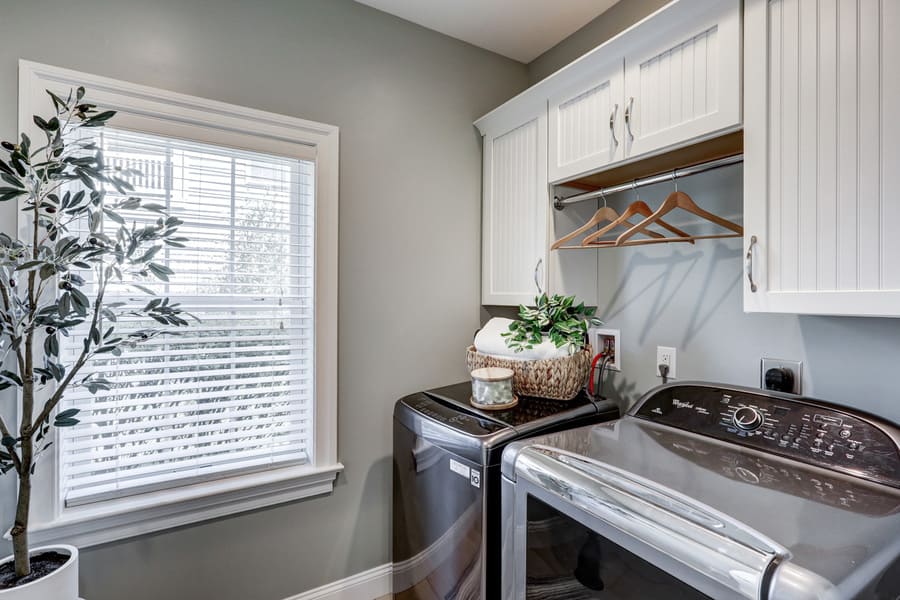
[501, 382, 900, 599]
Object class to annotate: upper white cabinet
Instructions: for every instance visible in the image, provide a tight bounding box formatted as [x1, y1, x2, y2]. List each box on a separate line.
[623, 0, 741, 160]
[548, 57, 624, 183]
[743, 0, 900, 316]
[547, 0, 742, 184]
[477, 104, 549, 306]
[476, 0, 743, 305]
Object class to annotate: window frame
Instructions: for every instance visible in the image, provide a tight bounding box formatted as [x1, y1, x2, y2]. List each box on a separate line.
[17, 60, 341, 548]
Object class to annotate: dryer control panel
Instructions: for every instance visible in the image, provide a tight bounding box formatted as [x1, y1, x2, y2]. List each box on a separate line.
[633, 383, 900, 489]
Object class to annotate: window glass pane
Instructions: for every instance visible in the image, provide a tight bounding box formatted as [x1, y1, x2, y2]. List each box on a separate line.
[58, 127, 315, 506]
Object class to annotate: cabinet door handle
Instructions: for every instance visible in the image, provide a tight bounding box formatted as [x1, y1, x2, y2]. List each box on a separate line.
[624, 97, 635, 141]
[609, 104, 619, 148]
[534, 258, 543, 295]
[745, 236, 758, 293]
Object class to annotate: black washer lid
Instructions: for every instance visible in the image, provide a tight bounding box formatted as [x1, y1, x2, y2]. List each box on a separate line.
[425, 382, 612, 435]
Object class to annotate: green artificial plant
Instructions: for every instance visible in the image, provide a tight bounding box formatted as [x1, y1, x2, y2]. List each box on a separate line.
[502, 293, 599, 353]
[0, 87, 189, 580]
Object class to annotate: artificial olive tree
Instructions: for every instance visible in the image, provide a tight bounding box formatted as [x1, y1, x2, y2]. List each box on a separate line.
[0, 88, 188, 579]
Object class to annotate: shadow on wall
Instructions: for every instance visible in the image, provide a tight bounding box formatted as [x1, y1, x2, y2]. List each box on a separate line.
[600, 242, 741, 348]
[599, 241, 741, 348]
[680, 242, 742, 348]
[600, 247, 703, 343]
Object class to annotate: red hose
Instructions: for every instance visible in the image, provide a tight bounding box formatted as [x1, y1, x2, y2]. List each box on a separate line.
[588, 352, 605, 396]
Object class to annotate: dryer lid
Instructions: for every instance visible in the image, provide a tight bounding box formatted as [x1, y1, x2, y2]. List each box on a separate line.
[506, 417, 900, 598]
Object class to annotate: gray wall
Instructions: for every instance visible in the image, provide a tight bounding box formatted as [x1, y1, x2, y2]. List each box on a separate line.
[527, 0, 669, 83]
[0, 1, 528, 599]
[531, 2, 900, 424]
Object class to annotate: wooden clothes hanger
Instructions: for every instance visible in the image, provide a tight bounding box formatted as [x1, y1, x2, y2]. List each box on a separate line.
[550, 188, 673, 249]
[581, 199, 694, 246]
[551, 205, 619, 250]
[551, 205, 675, 249]
[614, 190, 743, 247]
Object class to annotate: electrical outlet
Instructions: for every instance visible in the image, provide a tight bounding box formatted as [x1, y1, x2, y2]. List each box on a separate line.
[760, 358, 802, 394]
[588, 327, 620, 371]
[656, 346, 676, 379]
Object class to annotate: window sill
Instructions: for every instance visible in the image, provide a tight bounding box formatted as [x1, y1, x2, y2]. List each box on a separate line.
[25, 463, 343, 548]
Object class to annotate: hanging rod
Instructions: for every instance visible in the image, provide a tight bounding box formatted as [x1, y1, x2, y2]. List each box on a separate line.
[553, 154, 743, 210]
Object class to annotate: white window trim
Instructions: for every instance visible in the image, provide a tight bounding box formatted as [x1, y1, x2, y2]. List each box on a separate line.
[16, 60, 341, 548]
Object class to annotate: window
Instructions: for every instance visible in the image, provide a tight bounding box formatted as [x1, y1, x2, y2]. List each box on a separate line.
[20, 61, 340, 547]
[61, 129, 316, 506]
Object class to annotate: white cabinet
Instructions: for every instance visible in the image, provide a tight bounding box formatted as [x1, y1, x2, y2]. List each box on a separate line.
[477, 107, 549, 305]
[622, 0, 741, 160]
[743, 0, 900, 317]
[476, 0, 744, 306]
[548, 57, 624, 183]
[547, 0, 741, 184]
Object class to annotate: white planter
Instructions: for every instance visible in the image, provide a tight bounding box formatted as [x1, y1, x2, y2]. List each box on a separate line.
[0, 544, 78, 600]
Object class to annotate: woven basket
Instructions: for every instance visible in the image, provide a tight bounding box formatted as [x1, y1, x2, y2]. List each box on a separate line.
[465, 344, 592, 401]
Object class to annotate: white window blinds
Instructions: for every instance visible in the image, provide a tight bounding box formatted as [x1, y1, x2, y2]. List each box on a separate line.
[58, 127, 315, 506]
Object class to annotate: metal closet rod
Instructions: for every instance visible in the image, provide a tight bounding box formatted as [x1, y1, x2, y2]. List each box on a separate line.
[553, 154, 743, 210]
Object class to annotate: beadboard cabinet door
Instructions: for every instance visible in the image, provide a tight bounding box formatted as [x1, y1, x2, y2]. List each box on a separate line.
[548, 58, 625, 183]
[623, 0, 742, 159]
[744, 0, 900, 316]
[480, 110, 549, 306]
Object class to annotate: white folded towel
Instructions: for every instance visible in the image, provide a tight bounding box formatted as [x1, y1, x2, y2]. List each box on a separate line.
[474, 317, 574, 361]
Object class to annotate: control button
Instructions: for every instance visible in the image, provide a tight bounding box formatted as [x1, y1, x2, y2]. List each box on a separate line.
[813, 438, 823, 445]
[827, 444, 835, 452]
[794, 437, 803, 444]
[839, 429, 852, 439]
[781, 434, 791, 441]
[817, 431, 826, 438]
[849, 442, 859, 451]
[733, 407, 764, 431]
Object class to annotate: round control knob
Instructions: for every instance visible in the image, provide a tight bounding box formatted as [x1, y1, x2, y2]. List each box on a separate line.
[733, 407, 764, 431]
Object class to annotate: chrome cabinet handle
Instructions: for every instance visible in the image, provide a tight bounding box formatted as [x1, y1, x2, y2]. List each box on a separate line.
[624, 97, 635, 141]
[533, 258, 543, 295]
[745, 236, 758, 293]
[609, 103, 619, 148]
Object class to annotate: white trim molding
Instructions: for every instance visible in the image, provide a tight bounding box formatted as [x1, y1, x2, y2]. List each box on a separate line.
[16, 60, 341, 548]
[26, 464, 343, 548]
[284, 564, 392, 600]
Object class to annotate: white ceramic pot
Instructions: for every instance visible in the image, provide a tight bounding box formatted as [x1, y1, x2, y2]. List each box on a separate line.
[0, 544, 79, 600]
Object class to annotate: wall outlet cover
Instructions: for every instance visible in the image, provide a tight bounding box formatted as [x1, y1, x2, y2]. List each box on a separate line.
[656, 346, 676, 379]
[760, 358, 802, 394]
[588, 327, 620, 372]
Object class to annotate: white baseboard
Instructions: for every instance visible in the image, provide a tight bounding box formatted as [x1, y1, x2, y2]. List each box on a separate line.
[284, 563, 392, 600]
